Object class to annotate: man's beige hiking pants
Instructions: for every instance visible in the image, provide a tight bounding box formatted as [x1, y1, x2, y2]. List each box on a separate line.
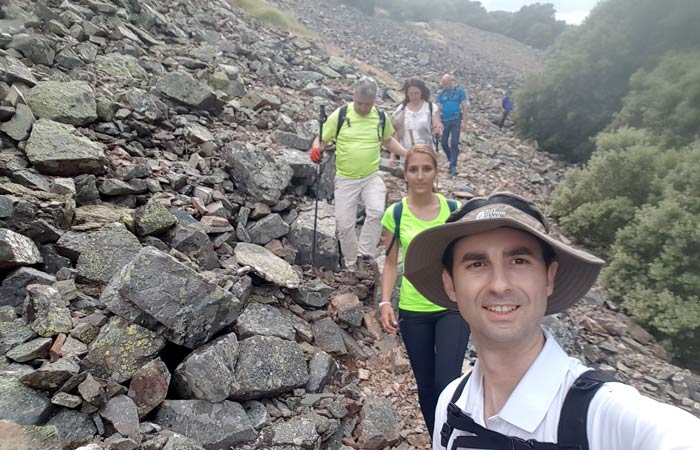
[334, 172, 386, 270]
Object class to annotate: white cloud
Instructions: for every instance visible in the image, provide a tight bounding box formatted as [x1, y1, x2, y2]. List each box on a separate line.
[556, 9, 589, 24]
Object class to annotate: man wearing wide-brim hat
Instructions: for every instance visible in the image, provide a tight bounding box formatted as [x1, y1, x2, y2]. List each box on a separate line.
[403, 192, 698, 450]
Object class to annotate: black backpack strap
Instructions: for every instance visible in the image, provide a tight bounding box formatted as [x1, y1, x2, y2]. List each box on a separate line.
[440, 372, 472, 447]
[377, 108, 386, 142]
[385, 201, 403, 257]
[557, 370, 617, 450]
[335, 104, 349, 140]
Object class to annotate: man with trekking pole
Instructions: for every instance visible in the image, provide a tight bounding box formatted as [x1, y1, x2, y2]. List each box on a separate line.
[310, 77, 408, 282]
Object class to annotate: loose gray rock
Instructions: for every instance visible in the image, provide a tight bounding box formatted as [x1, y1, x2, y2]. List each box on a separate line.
[25, 119, 106, 176]
[234, 243, 301, 289]
[51, 392, 82, 409]
[0, 320, 36, 354]
[82, 316, 165, 383]
[76, 223, 141, 284]
[133, 202, 177, 236]
[0, 55, 37, 86]
[6, 337, 52, 362]
[19, 357, 80, 391]
[155, 400, 257, 450]
[0, 267, 56, 307]
[271, 416, 320, 449]
[140, 430, 206, 450]
[27, 81, 97, 126]
[123, 88, 168, 122]
[167, 224, 219, 270]
[100, 247, 243, 349]
[0, 228, 42, 269]
[287, 202, 339, 271]
[242, 400, 269, 430]
[240, 90, 281, 110]
[100, 395, 140, 437]
[0, 420, 61, 450]
[95, 54, 148, 80]
[357, 397, 401, 450]
[156, 71, 220, 111]
[7, 35, 55, 66]
[271, 131, 313, 151]
[247, 213, 290, 245]
[0, 103, 34, 141]
[292, 281, 333, 309]
[236, 302, 295, 341]
[24, 284, 72, 337]
[306, 351, 338, 393]
[224, 142, 293, 205]
[312, 318, 347, 355]
[127, 358, 171, 418]
[173, 333, 239, 402]
[0, 377, 52, 425]
[46, 409, 97, 449]
[230, 335, 309, 401]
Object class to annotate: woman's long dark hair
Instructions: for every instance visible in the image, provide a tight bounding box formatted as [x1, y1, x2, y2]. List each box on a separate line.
[402, 79, 431, 106]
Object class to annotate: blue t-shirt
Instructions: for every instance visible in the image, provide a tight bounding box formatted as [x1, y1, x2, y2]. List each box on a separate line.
[436, 86, 467, 120]
[502, 95, 514, 111]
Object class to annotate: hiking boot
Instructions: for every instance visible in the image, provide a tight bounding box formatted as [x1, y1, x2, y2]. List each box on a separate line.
[356, 255, 376, 281]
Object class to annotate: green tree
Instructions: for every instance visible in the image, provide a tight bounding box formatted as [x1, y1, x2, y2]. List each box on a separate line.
[517, 0, 700, 160]
[611, 51, 700, 149]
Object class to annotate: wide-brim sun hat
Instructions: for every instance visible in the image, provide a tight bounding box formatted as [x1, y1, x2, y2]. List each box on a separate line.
[403, 192, 605, 315]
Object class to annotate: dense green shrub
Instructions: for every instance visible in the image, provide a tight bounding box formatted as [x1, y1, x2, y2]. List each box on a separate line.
[611, 51, 700, 149]
[604, 193, 700, 369]
[516, 0, 700, 160]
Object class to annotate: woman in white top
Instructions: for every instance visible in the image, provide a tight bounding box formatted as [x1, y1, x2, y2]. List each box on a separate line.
[389, 79, 443, 170]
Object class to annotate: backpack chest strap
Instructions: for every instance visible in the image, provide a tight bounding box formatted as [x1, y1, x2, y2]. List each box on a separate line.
[443, 406, 580, 450]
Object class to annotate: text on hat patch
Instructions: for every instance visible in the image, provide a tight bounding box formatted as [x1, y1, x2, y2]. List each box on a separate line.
[475, 208, 507, 220]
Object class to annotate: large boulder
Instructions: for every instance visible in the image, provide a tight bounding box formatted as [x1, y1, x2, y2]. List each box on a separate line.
[45, 409, 96, 449]
[0, 377, 52, 425]
[25, 119, 106, 176]
[127, 358, 171, 418]
[76, 223, 141, 284]
[95, 54, 148, 80]
[287, 201, 339, 271]
[356, 397, 402, 450]
[234, 243, 301, 289]
[0, 228, 41, 270]
[156, 71, 221, 111]
[155, 400, 257, 450]
[172, 333, 239, 402]
[247, 214, 289, 245]
[26, 81, 97, 126]
[24, 284, 72, 337]
[223, 143, 293, 205]
[100, 247, 243, 349]
[81, 316, 165, 383]
[229, 335, 309, 400]
[0, 55, 37, 86]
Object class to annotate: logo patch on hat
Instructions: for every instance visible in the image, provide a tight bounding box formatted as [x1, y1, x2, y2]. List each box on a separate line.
[475, 208, 507, 220]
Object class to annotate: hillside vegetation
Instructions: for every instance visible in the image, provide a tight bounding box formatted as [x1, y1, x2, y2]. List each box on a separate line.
[518, 0, 700, 368]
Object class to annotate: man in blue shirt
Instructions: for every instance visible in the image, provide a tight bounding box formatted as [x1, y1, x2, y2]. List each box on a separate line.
[435, 74, 468, 175]
[499, 92, 514, 129]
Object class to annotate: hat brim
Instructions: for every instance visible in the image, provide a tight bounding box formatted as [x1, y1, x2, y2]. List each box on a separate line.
[403, 218, 605, 315]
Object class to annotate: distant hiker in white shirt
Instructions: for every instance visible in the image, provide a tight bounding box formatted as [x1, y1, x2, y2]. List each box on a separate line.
[403, 191, 699, 450]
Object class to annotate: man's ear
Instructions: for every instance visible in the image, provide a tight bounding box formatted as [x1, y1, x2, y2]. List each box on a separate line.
[442, 269, 458, 304]
[546, 261, 559, 297]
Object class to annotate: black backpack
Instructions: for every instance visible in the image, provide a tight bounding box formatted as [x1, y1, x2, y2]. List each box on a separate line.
[385, 198, 459, 256]
[440, 370, 617, 450]
[335, 104, 387, 143]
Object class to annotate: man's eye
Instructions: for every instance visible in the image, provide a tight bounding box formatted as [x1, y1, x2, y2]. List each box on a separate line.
[467, 261, 483, 269]
[513, 258, 528, 264]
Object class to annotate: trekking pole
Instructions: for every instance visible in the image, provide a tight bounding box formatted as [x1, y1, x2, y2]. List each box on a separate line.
[312, 105, 327, 269]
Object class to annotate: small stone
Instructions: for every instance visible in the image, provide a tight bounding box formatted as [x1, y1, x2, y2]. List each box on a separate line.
[0, 228, 42, 269]
[236, 302, 295, 341]
[357, 397, 401, 450]
[306, 351, 338, 393]
[312, 318, 347, 355]
[271, 416, 320, 448]
[133, 202, 177, 237]
[101, 395, 140, 437]
[243, 400, 269, 431]
[128, 358, 171, 418]
[6, 337, 52, 362]
[25, 284, 72, 337]
[20, 357, 80, 391]
[51, 392, 82, 409]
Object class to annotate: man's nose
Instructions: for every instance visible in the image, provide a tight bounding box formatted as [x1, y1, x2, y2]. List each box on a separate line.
[486, 264, 511, 296]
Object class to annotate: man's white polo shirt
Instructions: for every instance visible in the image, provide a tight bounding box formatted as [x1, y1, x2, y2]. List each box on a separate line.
[433, 330, 697, 450]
